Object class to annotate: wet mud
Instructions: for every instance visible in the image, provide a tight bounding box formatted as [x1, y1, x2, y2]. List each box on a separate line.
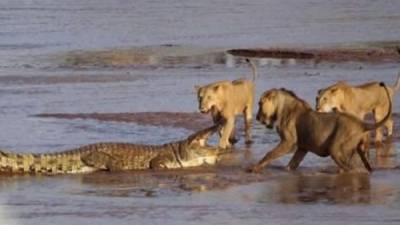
[228, 41, 400, 63]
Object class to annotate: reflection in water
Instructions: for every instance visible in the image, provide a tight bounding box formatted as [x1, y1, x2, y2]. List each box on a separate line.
[73, 169, 242, 197]
[375, 141, 397, 169]
[263, 172, 395, 205]
[71, 151, 271, 198]
[0, 204, 15, 225]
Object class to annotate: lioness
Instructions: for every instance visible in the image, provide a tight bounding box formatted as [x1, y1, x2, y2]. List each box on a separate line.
[316, 72, 400, 146]
[247, 83, 391, 173]
[195, 59, 257, 149]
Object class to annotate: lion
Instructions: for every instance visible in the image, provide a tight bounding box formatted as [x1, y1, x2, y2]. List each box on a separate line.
[316, 72, 400, 147]
[195, 59, 257, 149]
[247, 83, 391, 173]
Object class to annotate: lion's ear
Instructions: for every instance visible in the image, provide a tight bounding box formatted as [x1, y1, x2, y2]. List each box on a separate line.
[213, 85, 220, 92]
[317, 89, 322, 95]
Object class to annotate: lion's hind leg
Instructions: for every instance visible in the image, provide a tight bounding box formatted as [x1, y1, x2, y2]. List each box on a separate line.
[285, 148, 308, 171]
[331, 153, 352, 172]
[356, 142, 373, 172]
[330, 144, 354, 172]
[243, 105, 253, 145]
[373, 106, 393, 147]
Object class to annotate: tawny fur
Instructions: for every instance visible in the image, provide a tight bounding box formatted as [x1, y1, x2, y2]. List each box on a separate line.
[248, 84, 391, 173]
[195, 59, 257, 149]
[316, 72, 400, 146]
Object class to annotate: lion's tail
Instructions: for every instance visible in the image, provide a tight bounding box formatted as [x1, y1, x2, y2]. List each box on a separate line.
[356, 147, 372, 172]
[363, 82, 392, 131]
[246, 58, 257, 81]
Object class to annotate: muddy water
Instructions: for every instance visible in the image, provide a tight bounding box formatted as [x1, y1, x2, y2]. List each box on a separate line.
[0, 64, 399, 225]
[1, 0, 400, 225]
[1, 0, 400, 70]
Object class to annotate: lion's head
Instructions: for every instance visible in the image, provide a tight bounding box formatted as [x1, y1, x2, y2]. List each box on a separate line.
[256, 89, 280, 129]
[257, 88, 310, 129]
[195, 84, 223, 114]
[316, 82, 347, 113]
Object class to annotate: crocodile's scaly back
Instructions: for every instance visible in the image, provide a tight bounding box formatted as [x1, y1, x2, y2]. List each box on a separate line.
[0, 143, 168, 174]
[80, 142, 174, 171]
[0, 124, 220, 174]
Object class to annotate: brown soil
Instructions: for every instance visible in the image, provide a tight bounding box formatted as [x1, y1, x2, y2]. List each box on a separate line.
[228, 44, 400, 63]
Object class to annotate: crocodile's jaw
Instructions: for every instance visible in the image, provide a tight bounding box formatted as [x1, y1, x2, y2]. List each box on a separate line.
[180, 155, 217, 167]
[162, 155, 217, 169]
[65, 166, 98, 174]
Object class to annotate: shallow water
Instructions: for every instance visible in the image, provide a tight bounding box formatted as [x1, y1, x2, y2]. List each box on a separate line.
[1, 0, 400, 70]
[0, 63, 399, 225]
[0, 0, 400, 225]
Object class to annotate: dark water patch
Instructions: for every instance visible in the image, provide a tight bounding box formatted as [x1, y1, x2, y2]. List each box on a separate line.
[0, 74, 141, 85]
[228, 41, 400, 64]
[54, 43, 400, 71]
[35, 112, 212, 131]
[57, 45, 228, 69]
[0, 6, 97, 13]
[0, 43, 48, 50]
[258, 172, 395, 205]
[0, 88, 53, 96]
[229, 48, 315, 59]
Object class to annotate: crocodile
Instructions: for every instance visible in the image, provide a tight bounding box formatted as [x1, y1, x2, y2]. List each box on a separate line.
[0, 125, 221, 174]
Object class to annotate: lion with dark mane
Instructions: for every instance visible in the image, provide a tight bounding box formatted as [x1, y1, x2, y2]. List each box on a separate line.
[248, 84, 391, 173]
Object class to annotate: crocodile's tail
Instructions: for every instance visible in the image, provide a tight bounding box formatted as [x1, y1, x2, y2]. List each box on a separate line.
[0, 150, 85, 174]
[246, 58, 258, 81]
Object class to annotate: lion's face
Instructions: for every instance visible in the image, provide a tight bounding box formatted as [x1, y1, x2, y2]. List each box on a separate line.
[316, 87, 344, 113]
[256, 91, 278, 129]
[196, 85, 221, 113]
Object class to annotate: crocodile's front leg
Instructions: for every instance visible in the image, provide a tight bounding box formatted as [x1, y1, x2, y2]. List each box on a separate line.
[81, 151, 124, 171]
[149, 151, 181, 170]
